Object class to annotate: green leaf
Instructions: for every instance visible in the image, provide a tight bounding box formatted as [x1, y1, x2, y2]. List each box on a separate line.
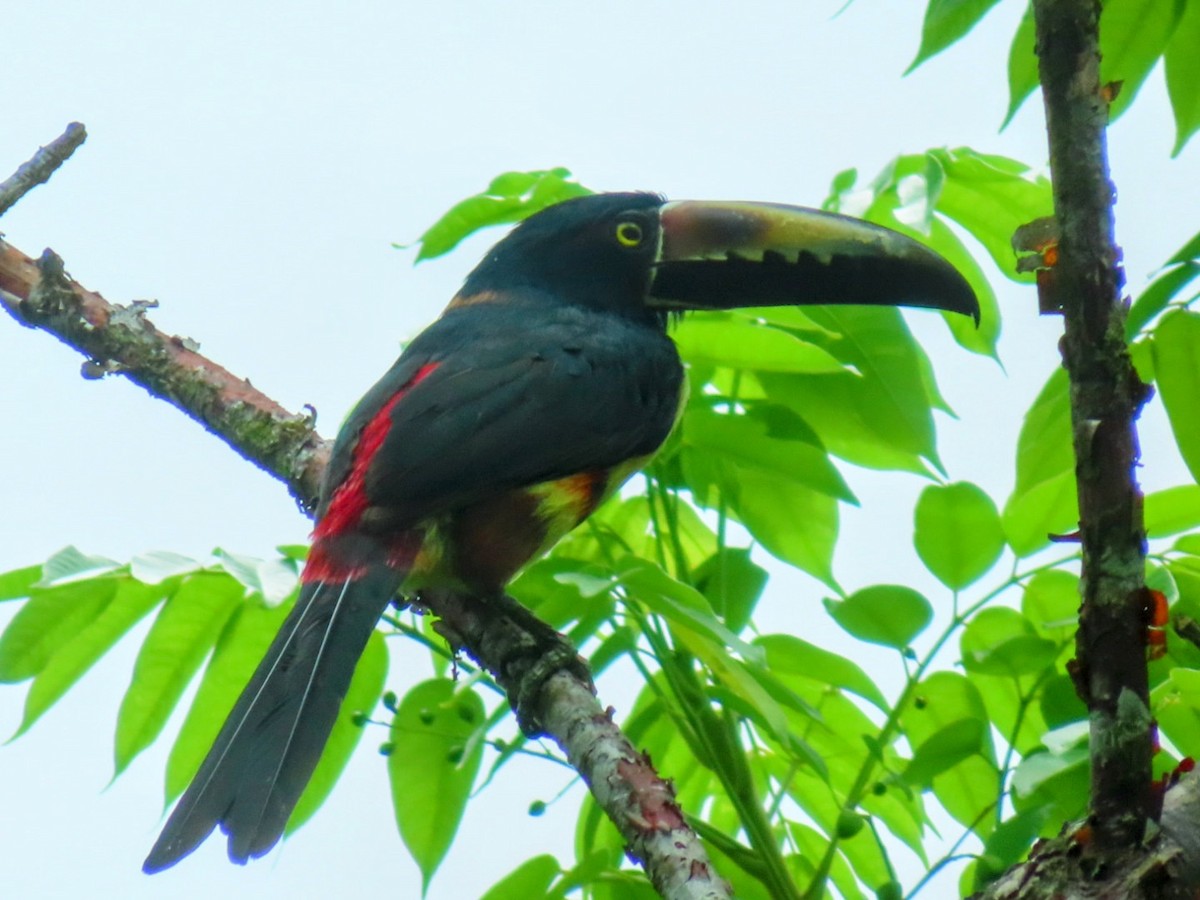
[1147, 485, 1200, 537]
[976, 805, 1052, 890]
[1003, 5, 1038, 128]
[831, 166, 859, 193]
[914, 481, 1005, 589]
[114, 572, 243, 776]
[389, 679, 485, 892]
[903, 718, 987, 789]
[692, 548, 769, 634]
[515, 558, 610, 630]
[745, 305, 843, 340]
[762, 305, 944, 474]
[924, 218, 1002, 358]
[1154, 667, 1200, 755]
[481, 856, 563, 900]
[1169, 228, 1200, 266]
[859, 772, 931, 868]
[757, 634, 888, 710]
[961, 607, 1059, 676]
[38, 545, 121, 585]
[571, 807, 623, 886]
[288, 629, 387, 833]
[907, 0, 1004, 72]
[1021, 569, 1079, 638]
[0, 577, 119, 684]
[1011, 725, 1089, 799]
[1155, 310, 1200, 485]
[787, 822, 867, 900]
[1003, 471, 1078, 558]
[730, 470, 839, 587]
[617, 558, 761, 663]
[588, 627, 637, 676]
[14, 577, 165, 738]
[1127, 262, 1200, 338]
[843, 156, 1005, 359]
[1040, 673, 1088, 728]
[1131, 337, 1156, 383]
[901, 672, 997, 833]
[771, 751, 896, 877]
[672, 316, 847, 374]
[588, 875, 661, 900]
[275, 543, 311, 562]
[843, 154, 1006, 359]
[130, 551, 204, 584]
[971, 673, 1047, 757]
[0, 564, 41, 601]
[707, 658, 824, 771]
[409, 169, 591, 261]
[927, 148, 1052, 278]
[1003, 368, 1078, 556]
[213, 549, 298, 605]
[903, 672, 991, 748]
[1000, 0, 1181, 129]
[560, 494, 715, 579]
[1100, 0, 1185, 122]
[680, 403, 854, 502]
[824, 585, 933, 649]
[165, 596, 293, 802]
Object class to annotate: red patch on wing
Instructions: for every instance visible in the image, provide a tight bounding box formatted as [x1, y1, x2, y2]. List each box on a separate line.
[303, 531, 424, 583]
[303, 542, 366, 583]
[302, 362, 438, 583]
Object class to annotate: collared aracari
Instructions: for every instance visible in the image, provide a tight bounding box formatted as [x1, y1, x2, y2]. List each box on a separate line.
[143, 192, 978, 872]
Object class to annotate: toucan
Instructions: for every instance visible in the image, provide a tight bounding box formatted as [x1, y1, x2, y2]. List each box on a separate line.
[143, 192, 978, 872]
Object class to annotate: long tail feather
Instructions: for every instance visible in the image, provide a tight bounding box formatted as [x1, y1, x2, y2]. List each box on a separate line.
[143, 563, 403, 872]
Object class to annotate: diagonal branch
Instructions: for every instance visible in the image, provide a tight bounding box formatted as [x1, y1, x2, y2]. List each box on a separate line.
[0, 243, 330, 512]
[428, 589, 730, 899]
[0, 123, 87, 217]
[0, 236, 729, 899]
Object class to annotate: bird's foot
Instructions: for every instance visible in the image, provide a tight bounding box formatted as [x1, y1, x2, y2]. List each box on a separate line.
[485, 594, 595, 737]
[511, 641, 592, 737]
[423, 588, 596, 737]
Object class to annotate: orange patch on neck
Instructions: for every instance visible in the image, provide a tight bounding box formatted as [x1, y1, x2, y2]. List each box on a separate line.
[444, 289, 503, 312]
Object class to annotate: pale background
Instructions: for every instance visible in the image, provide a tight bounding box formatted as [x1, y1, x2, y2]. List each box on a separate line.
[2, 2, 1197, 898]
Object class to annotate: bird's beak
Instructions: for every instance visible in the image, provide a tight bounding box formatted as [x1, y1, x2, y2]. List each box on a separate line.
[649, 200, 979, 323]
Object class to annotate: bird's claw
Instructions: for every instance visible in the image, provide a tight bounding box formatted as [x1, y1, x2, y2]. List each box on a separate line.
[512, 641, 593, 737]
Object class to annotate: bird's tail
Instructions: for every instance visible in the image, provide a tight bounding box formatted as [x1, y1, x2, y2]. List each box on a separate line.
[143, 561, 404, 873]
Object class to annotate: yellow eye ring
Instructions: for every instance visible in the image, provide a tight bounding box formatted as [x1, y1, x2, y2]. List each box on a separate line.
[615, 221, 644, 247]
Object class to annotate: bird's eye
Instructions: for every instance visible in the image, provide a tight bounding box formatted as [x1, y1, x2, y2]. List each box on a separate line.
[615, 220, 644, 247]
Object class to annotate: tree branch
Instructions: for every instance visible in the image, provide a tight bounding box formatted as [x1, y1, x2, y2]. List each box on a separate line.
[428, 589, 731, 900]
[0, 236, 729, 898]
[974, 769, 1200, 899]
[971, 4, 1199, 897]
[0, 243, 330, 512]
[0, 123, 86, 217]
[1033, 0, 1153, 854]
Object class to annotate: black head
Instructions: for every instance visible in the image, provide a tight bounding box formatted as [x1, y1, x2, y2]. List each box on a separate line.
[452, 192, 980, 328]
[457, 192, 668, 322]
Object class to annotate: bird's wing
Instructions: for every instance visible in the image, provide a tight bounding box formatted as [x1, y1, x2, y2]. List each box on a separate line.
[360, 316, 683, 526]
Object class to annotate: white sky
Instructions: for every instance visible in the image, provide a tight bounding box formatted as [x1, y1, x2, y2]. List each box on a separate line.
[2, 2, 1197, 898]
